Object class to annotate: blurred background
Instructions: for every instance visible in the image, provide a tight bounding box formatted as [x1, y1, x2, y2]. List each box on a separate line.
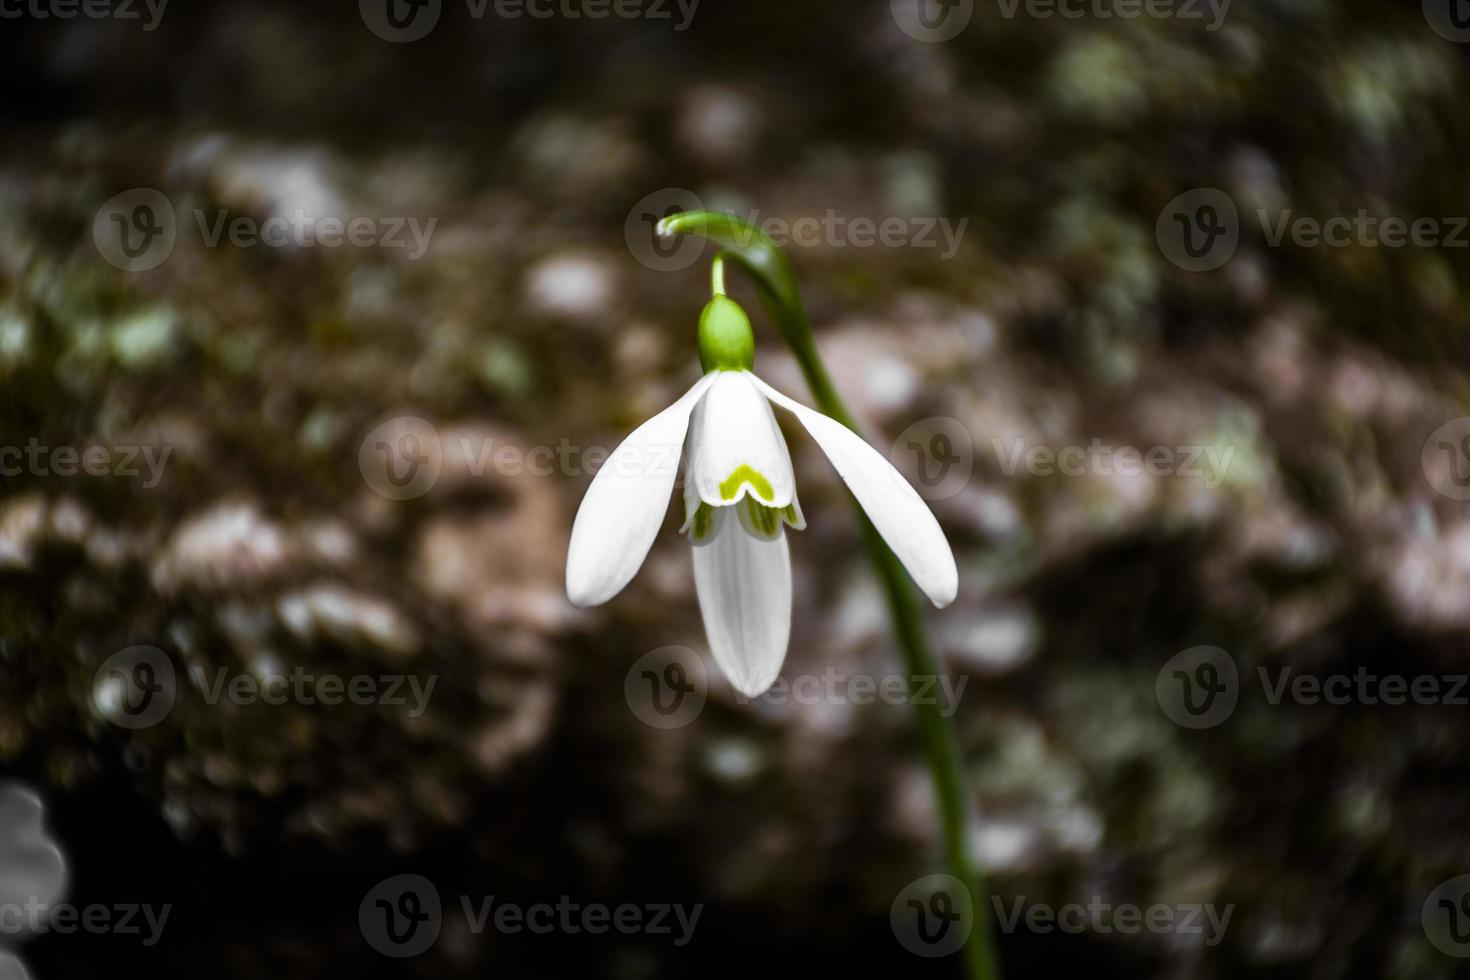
[3, 0, 1470, 976]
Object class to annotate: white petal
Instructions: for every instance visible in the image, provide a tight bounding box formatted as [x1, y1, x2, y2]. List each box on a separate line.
[0, 951, 30, 980]
[687, 371, 796, 508]
[566, 375, 715, 607]
[693, 518, 791, 696]
[748, 373, 959, 608]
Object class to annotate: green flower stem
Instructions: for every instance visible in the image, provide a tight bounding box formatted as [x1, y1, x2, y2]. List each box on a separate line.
[710, 251, 728, 295]
[661, 212, 1000, 980]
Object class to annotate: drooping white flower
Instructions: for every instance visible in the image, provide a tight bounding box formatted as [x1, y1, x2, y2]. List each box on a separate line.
[566, 295, 957, 696]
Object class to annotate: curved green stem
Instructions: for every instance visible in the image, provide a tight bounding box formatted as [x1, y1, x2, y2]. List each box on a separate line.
[661, 211, 1000, 980]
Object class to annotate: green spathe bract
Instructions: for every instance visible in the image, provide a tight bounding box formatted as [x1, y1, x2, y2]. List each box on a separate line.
[697, 294, 755, 372]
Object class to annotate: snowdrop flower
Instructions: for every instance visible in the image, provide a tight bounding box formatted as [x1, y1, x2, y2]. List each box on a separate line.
[566, 294, 957, 696]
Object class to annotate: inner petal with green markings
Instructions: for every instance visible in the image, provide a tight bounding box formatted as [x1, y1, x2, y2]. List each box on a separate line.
[686, 370, 796, 509]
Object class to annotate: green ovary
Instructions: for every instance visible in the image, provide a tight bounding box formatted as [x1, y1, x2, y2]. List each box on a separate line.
[719, 464, 774, 502]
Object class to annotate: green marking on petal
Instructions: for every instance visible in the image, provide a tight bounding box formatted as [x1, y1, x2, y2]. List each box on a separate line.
[741, 497, 780, 536]
[719, 464, 774, 502]
[690, 501, 715, 542]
